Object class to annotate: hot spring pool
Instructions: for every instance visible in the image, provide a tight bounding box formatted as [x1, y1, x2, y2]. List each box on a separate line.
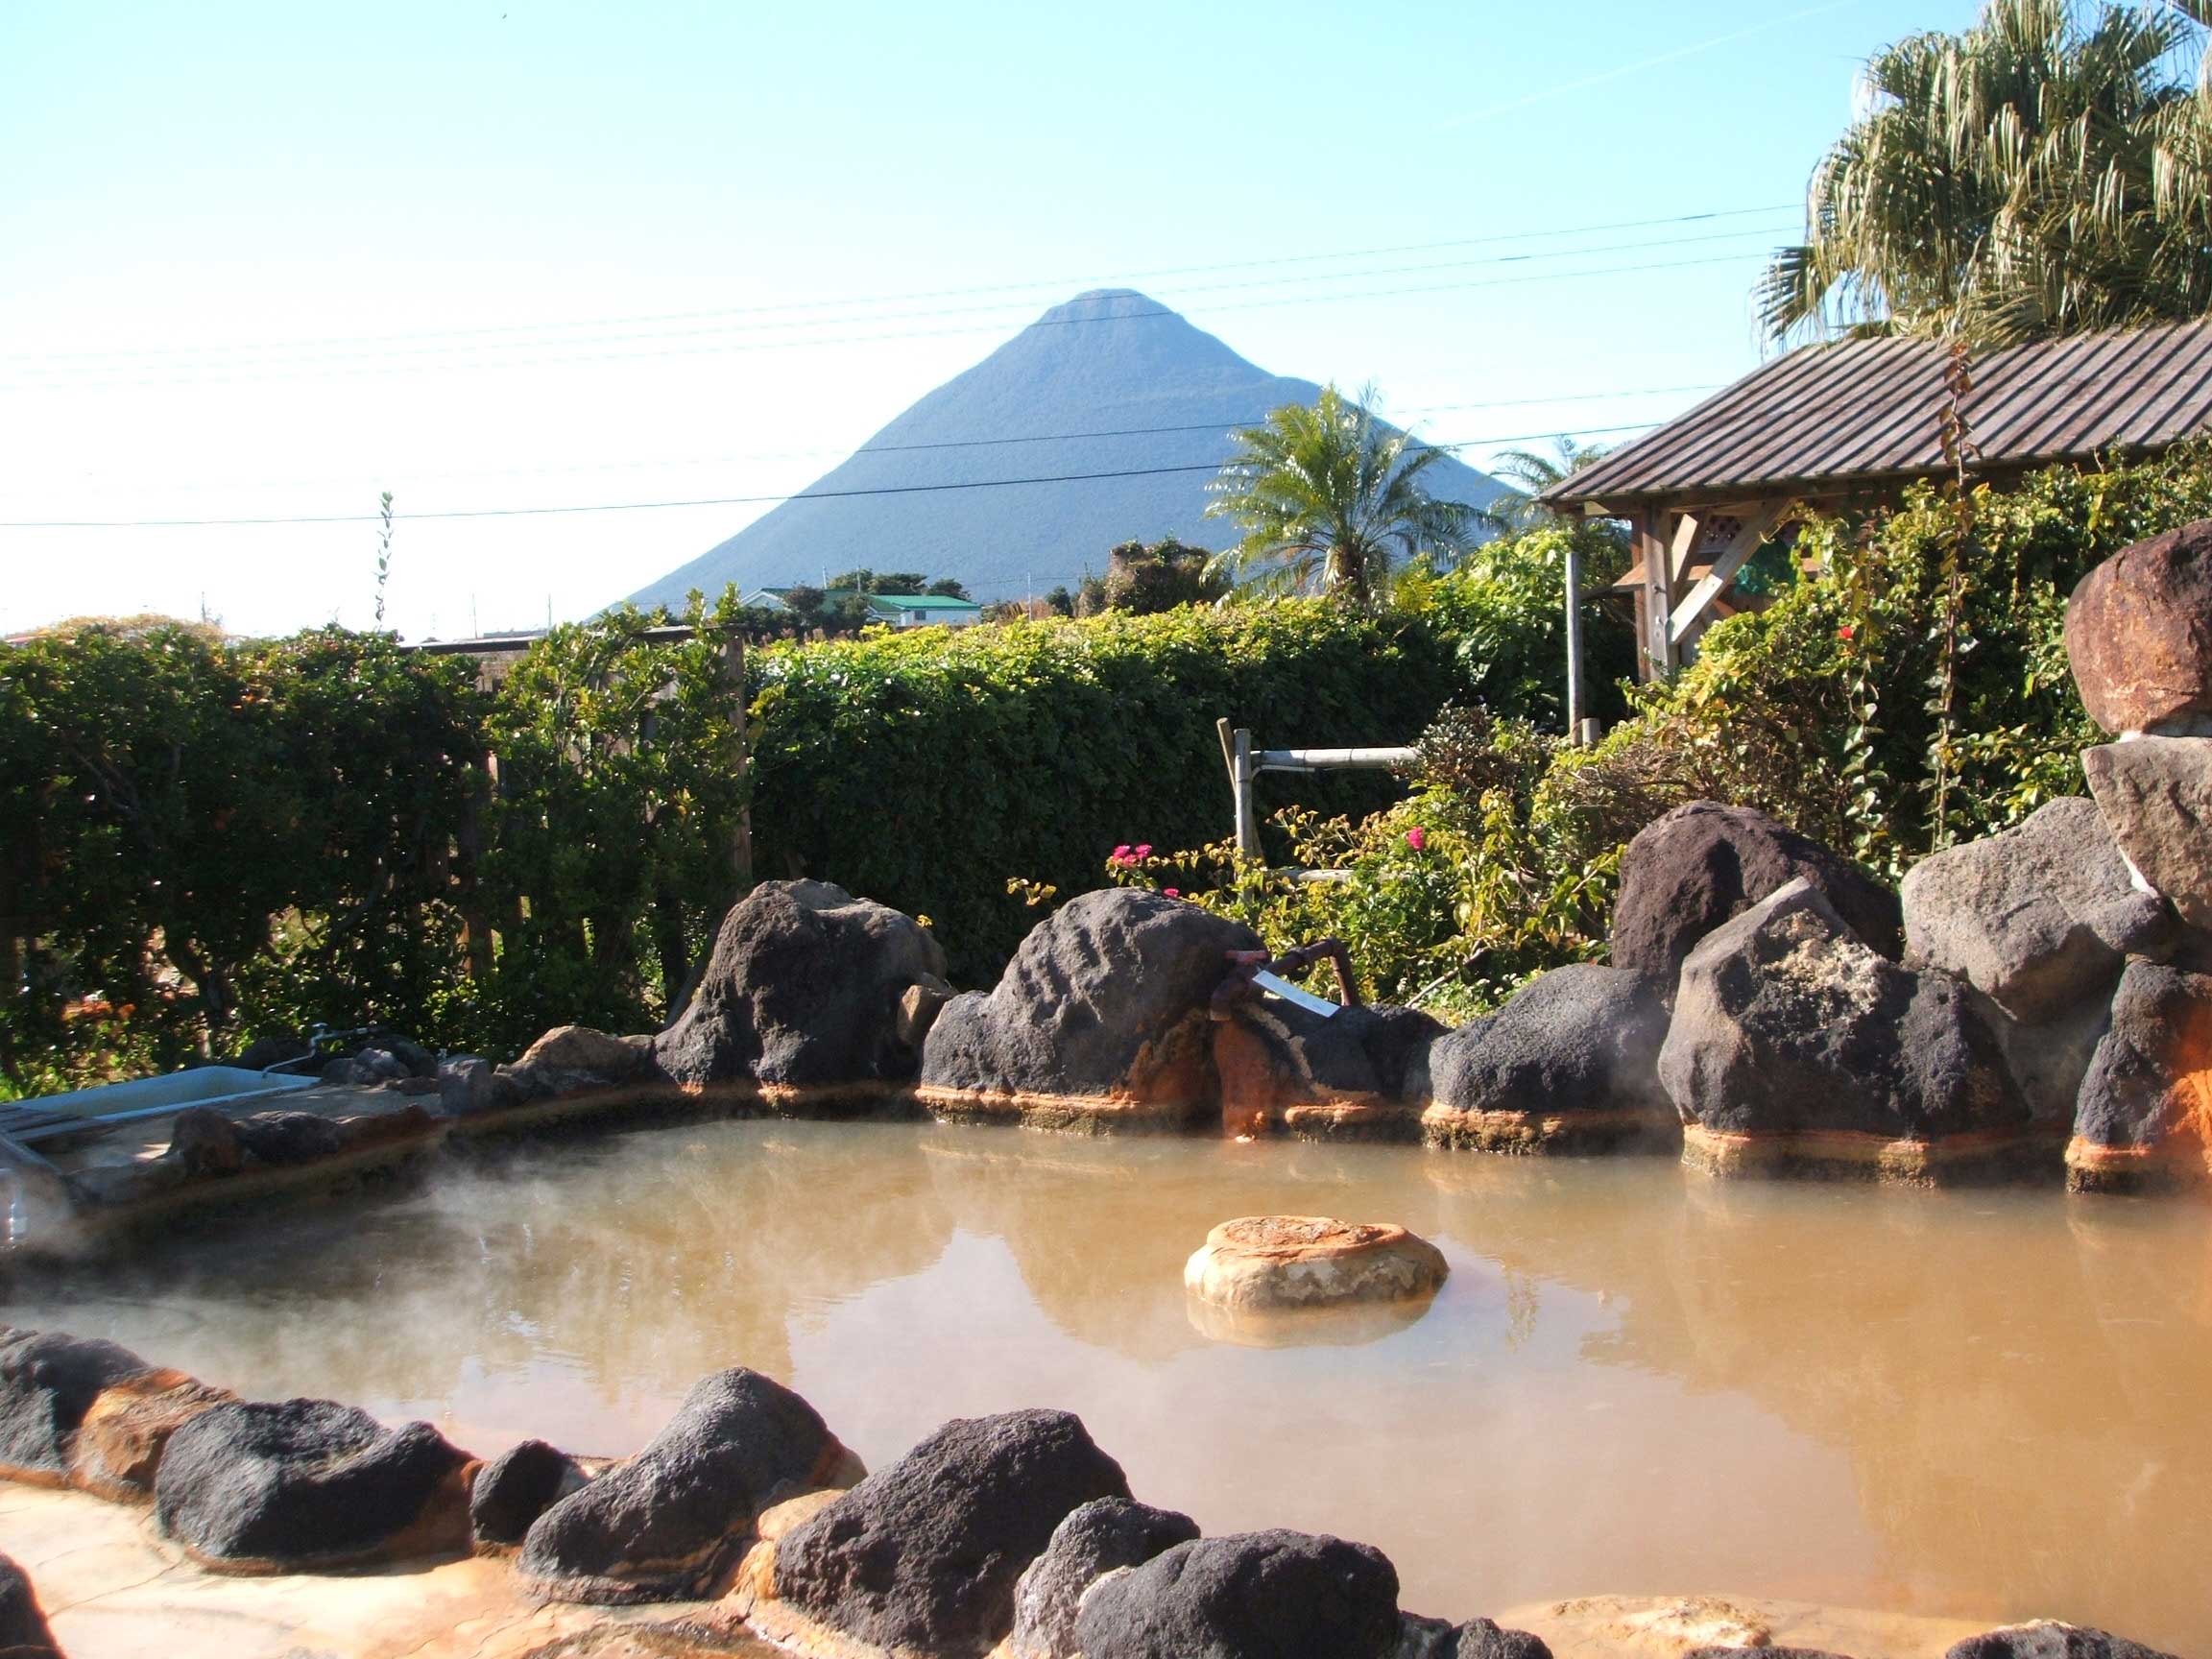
[10, 1118, 2210, 1652]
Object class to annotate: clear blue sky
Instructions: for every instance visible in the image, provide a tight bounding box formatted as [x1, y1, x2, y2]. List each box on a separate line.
[0, 0, 1981, 637]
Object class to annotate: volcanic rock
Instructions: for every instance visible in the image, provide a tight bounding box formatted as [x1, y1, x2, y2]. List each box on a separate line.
[656, 880, 946, 1092]
[1413, 963, 1672, 1150]
[165, 1107, 246, 1176]
[1979, 986, 2114, 1124]
[70, 1373, 236, 1504]
[0, 1554, 60, 1659]
[439, 1053, 498, 1116]
[0, 1329, 225, 1498]
[920, 889, 1260, 1126]
[520, 1367, 859, 1603]
[1184, 1216, 1447, 1312]
[511, 1024, 655, 1097]
[1072, 1528, 1403, 1659]
[470, 1438, 589, 1549]
[1902, 797, 2176, 1022]
[229, 1111, 346, 1165]
[2066, 961, 2212, 1190]
[1451, 1618, 1556, 1659]
[2063, 519, 2212, 736]
[1611, 802, 1902, 988]
[1659, 879, 2028, 1176]
[154, 1397, 475, 1570]
[773, 1407, 1131, 1656]
[2081, 737, 2212, 931]
[1214, 998, 1443, 1139]
[323, 1047, 410, 1086]
[1948, 1621, 2182, 1659]
[1009, 1497, 1201, 1659]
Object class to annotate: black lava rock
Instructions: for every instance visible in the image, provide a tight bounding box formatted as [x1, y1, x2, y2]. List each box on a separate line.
[1073, 1528, 1403, 1659]
[1947, 1623, 2181, 1659]
[0, 1329, 156, 1484]
[519, 1367, 854, 1603]
[921, 889, 1261, 1111]
[1454, 1618, 1556, 1659]
[1612, 801, 1901, 989]
[1009, 1496, 1200, 1658]
[0, 1554, 60, 1659]
[154, 1397, 474, 1569]
[775, 1407, 1131, 1657]
[230, 1111, 347, 1166]
[1659, 879, 2027, 1142]
[657, 880, 948, 1089]
[470, 1437, 587, 1549]
[1414, 963, 1670, 1120]
[2072, 962, 2212, 1153]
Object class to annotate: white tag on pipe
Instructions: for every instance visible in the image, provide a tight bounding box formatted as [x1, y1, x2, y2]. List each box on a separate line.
[1250, 970, 1341, 1018]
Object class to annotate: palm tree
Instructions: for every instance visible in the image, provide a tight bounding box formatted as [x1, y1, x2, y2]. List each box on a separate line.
[1483, 436, 1614, 533]
[1761, 0, 2212, 346]
[1204, 383, 1479, 610]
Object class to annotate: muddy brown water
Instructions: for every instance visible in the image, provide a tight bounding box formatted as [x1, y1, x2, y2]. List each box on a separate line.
[10, 1118, 2211, 1654]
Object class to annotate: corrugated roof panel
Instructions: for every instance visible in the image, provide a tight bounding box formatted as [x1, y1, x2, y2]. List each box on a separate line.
[1543, 319, 2212, 508]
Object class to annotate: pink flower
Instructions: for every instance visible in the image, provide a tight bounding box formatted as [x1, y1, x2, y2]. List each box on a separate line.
[1110, 844, 1133, 865]
[1134, 843, 1152, 858]
[1163, 887, 1181, 899]
[1406, 826, 1427, 852]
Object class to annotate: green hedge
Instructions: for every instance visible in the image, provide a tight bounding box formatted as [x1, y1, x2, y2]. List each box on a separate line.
[748, 532, 1634, 980]
[0, 545, 1617, 1089]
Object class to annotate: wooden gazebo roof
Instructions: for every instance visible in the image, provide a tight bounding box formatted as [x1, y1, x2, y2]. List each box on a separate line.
[1541, 318, 2212, 514]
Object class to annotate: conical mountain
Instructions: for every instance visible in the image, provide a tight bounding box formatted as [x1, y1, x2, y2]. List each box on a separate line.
[623, 289, 1508, 610]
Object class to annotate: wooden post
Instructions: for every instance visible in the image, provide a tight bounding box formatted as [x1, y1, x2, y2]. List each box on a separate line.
[721, 636, 753, 888]
[1639, 508, 1682, 679]
[1563, 537, 1587, 741]
[1232, 728, 1261, 858]
[457, 751, 494, 979]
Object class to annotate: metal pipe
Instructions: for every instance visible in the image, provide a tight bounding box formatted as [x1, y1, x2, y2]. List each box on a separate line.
[1253, 746, 1416, 772]
[1232, 729, 1261, 857]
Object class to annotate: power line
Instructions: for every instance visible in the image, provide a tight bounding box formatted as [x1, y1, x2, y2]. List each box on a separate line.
[3, 249, 1785, 391]
[0, 420, 1664, 530]
[1, 225, 1794, 382]
[23, 382, 1724, 495]
[0, 204, 1798, 368]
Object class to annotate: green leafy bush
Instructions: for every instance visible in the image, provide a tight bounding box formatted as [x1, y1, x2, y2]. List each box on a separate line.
[1096, 446, 2212, 1017]
[748, 543, 1614, 981]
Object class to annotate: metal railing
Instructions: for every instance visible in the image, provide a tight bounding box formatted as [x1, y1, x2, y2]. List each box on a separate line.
[1214, 718, 1415, 864]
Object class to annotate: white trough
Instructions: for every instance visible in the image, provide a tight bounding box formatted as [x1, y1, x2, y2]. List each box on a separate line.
[0, 1066, 319, 1145]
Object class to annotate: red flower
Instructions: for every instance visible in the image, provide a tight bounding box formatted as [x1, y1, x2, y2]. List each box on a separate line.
[1838, 624, 1856, 641]
[1163, 887, 1181, 899]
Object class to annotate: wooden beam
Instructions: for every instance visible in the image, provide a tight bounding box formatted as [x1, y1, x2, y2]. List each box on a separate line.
[1642, 509, 1683, 676]
[1668, 504, 1789, 647]
[1668, 510, 1703, 589]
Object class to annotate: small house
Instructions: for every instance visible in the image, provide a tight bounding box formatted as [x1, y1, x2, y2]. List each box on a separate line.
[1540, 319, 2212, 678]
[741, 588, 984, 629]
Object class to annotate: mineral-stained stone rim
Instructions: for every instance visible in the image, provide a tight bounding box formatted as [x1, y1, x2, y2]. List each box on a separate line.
[1681, 1122, 2063, 1185]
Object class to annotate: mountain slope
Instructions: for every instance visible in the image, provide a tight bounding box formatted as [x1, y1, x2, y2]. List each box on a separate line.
[624, 289, 1508, 610]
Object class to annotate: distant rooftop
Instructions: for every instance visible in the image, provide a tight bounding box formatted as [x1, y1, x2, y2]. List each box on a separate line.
[753, 587, 980, 610]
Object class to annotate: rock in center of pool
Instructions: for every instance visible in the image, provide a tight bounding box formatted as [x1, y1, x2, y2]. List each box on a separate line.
[1183, 1215, 1448, 1312]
